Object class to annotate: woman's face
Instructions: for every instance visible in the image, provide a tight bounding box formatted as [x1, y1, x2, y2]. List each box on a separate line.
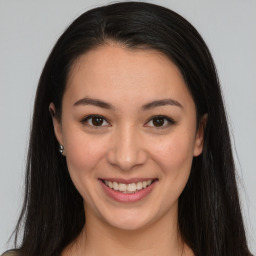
[51, 45, 205, 231]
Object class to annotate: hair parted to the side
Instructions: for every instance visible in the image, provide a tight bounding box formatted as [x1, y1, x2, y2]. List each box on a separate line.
[12, 2, 252, 256]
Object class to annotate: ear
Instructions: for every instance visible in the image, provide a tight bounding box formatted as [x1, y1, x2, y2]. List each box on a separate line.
[49, 103, 64, 149]
[193, 114, 207, 157]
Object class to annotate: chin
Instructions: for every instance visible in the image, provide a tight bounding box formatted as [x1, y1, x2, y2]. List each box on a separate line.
[101, 208, 156, 232]
[109, 219, 150, 231]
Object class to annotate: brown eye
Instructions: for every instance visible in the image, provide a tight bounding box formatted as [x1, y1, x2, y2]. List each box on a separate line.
[91, 116, 104, 126]
[82, 115, 110, 127]
[146, 115, 175, 128]
[152, 117, 165, 127]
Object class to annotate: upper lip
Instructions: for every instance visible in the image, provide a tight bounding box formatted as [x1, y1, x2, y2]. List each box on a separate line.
[99, 178, 158, 184]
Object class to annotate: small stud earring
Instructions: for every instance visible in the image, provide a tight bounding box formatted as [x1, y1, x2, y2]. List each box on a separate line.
[59, 144, 64, 154]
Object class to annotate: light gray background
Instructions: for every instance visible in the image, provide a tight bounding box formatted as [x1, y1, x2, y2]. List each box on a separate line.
[0, 0, 255, 253]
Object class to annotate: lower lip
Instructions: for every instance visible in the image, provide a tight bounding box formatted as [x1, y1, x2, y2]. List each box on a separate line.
[100, 180, 157, 203]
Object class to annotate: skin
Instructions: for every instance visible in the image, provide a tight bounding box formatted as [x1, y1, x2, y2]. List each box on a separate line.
[50, 44, 206, 256]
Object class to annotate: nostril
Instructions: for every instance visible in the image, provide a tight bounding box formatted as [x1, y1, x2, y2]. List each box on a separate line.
[106, 148, 148, 171]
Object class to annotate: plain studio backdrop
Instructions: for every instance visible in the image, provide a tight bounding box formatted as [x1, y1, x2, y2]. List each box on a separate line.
[0, 0, 255, 254]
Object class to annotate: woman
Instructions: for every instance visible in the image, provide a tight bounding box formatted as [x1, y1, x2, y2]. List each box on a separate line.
[2, 1, 253, 256]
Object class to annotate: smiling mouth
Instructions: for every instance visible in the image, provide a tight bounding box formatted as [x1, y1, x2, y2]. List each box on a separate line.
[100, 179, 158, 194]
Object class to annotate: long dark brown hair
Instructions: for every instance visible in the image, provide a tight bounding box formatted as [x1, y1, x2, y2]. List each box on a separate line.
[11, 2, 252, 256]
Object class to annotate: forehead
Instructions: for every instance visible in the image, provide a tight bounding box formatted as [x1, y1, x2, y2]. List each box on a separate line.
[64, 45, 194, 109]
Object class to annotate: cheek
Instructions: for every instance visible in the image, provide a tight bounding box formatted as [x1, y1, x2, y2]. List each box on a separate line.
[63, 132, 110, 205]
[150, 132, 195, 208]
[151, 130, 195, 178]
[62, 127, 108, 185]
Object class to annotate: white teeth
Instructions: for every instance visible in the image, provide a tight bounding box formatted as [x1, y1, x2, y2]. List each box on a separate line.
[107, 181, 113, 189]
[104, 180, 154, 193]
[127, 183, 136, 192]
[137, 182, 142, 190]
[118, 183, 126, 192]
[113, 182, 119, 190]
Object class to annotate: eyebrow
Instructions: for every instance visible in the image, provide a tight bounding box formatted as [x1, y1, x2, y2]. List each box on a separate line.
[74, 97, 115, 110]
[141, 98, 183, 110]
[73, 97, 183, 110]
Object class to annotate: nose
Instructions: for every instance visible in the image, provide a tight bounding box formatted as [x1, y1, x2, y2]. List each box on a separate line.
[107, 124, 148, 171]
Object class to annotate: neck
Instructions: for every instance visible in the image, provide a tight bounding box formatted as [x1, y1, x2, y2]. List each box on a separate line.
[62, 206, 192, 256]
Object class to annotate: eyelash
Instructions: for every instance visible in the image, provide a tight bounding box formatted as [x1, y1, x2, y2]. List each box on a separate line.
[81, 115, 110, 128]
[145, 115, 175, 128]
[81, 114, 175, 129]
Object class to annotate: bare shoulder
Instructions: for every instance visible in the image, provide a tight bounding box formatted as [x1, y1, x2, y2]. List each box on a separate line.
[1, 250, 19, 256]
[184, 244, 195, 256]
